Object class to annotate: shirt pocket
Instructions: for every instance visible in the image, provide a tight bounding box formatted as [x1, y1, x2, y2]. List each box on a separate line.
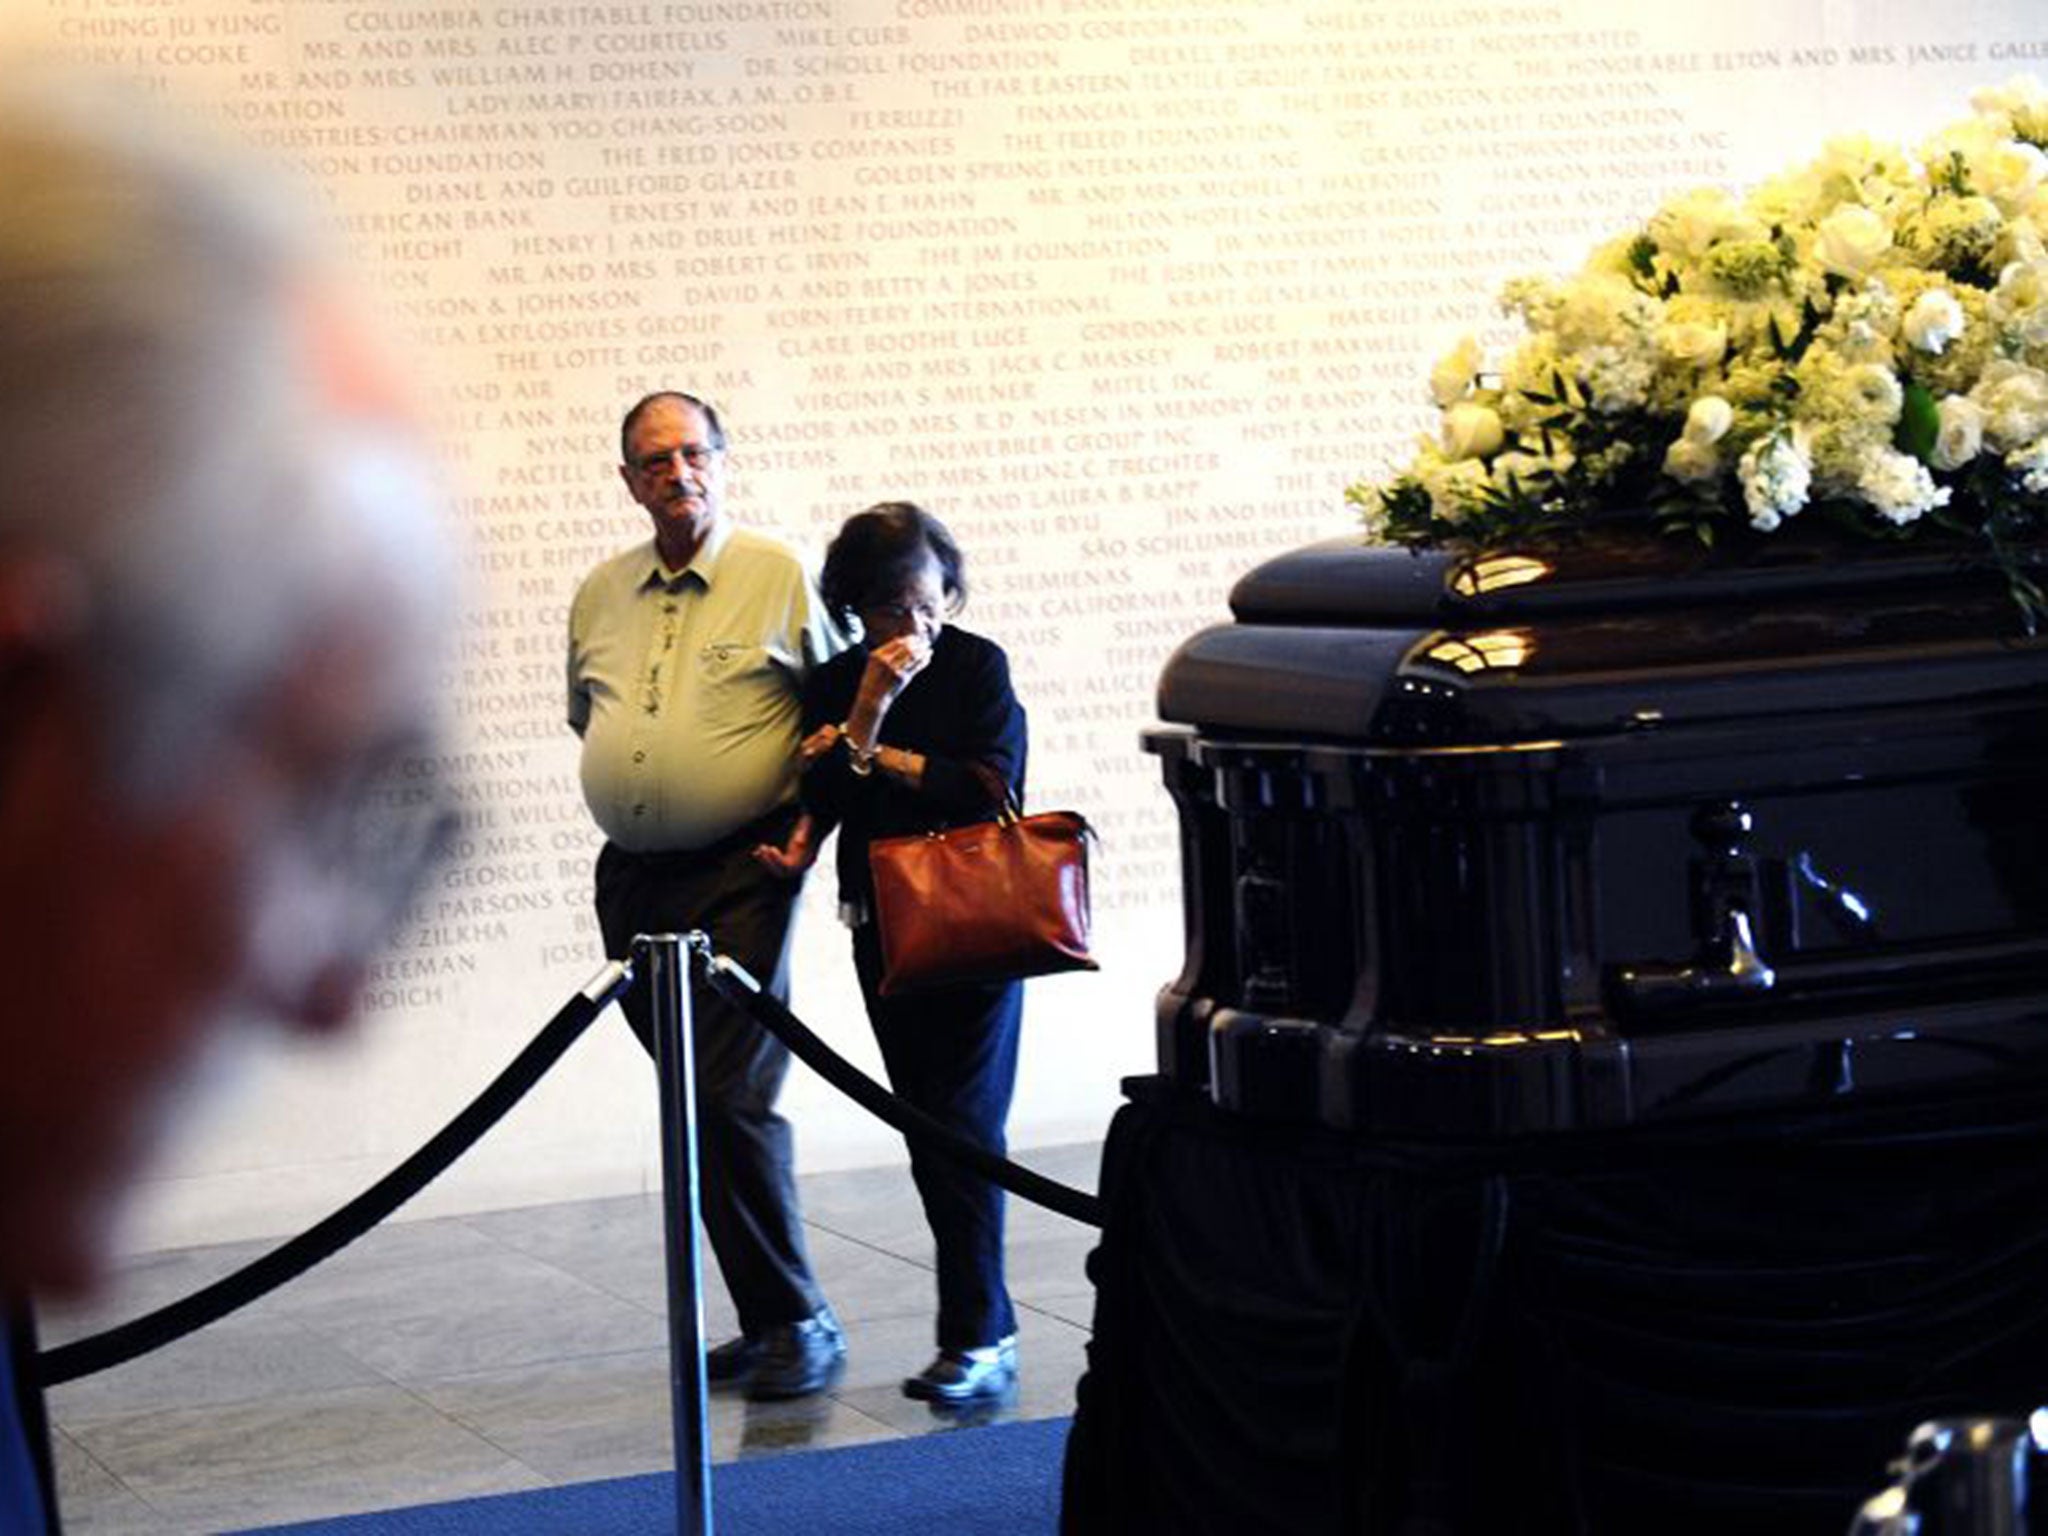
[699, 640, 764, 674]
[694, 641, 785, 729]
[696, 638, 774, 684]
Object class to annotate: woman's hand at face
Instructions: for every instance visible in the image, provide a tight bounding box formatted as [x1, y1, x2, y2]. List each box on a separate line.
[860, 633, 932, 705]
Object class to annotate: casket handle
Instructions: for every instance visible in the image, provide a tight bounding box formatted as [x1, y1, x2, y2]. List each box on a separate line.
[1604, 800, 1780, 1020]
[1606, 904, 1778, 1018]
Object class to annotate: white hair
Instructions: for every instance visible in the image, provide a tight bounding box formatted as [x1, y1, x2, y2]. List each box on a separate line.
[0, 74, 450, 805]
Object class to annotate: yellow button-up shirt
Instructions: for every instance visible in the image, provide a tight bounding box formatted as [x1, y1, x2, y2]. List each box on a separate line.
[568, 521, 843, 851]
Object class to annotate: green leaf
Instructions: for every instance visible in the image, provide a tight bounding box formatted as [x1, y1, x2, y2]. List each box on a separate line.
[1896, 382, 1940, 464]
[1627, 234, 1657, 281]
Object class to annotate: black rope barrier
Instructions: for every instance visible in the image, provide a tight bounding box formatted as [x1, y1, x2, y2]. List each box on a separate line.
[37, 942, 1102, 1387]
[696, 948, 1106, 1229]
[37, 964, 630, 1387]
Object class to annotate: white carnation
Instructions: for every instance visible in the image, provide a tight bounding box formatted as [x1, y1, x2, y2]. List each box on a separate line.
[1975, 140, 2048, 210]
[1972, 361, 2048, 449]
[1902, 289, 1968, 354]
[1856, 448, 1952, 525]
[1649, 187, 1764, 262]
[1556, 276, 1659, 352]
[1911, 195, 2006, 269]
[1845, 364, 1905, 423]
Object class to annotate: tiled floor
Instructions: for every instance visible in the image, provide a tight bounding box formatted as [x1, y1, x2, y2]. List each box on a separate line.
[35, 1142, 1103, 1534]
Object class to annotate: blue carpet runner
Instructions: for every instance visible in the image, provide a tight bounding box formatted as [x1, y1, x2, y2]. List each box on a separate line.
[237, 1414, 1068, 1534]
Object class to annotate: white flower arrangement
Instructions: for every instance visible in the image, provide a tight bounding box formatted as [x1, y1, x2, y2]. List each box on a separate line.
[1355, 77, 2048, 614]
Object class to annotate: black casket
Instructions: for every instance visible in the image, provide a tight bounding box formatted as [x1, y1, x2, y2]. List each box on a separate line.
[1147, 532, 2048, 1132]
[1064, 534, 2048, 1536]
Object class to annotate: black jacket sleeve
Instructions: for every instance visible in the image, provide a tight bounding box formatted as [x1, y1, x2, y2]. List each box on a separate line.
[917, 639, 1025, 815]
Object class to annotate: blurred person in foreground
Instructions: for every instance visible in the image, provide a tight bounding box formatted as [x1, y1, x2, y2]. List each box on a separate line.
[0, 77, 454, 1533]
[568, 392, 847, 1400]
[757, 502, 1029, 1404]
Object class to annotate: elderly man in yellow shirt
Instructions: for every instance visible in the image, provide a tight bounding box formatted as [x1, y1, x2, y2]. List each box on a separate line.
[568, 391, 847, 1400]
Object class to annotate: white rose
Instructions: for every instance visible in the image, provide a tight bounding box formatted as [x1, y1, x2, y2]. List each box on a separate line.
[1657, 319, 1729, 368]
[1814, 205, 1892, 280]
[1429, 334, 1485, 408]
[1902, 289, 1967, 354]
[1683, 395, 1735, 445]
[1932, 394, 1986, 470]
[1441, 401, 1505, 462]
[1662, 436, 1721, 483]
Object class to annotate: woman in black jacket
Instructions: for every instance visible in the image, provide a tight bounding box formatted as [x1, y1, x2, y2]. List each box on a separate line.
[756, 501, 1027, 1403]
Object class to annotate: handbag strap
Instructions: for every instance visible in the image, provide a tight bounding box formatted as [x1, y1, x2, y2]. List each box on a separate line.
[967, 759, 1021, 823]
[965, 760, 1101, 848]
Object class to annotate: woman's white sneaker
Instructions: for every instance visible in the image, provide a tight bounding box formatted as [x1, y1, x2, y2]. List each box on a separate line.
[902, 1335, 1018, 1401]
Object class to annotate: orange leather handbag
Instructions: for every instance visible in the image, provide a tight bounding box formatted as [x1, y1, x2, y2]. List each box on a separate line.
[867, 792, 1097, 997]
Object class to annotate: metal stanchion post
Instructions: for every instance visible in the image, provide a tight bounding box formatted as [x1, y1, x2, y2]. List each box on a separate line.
[637, 932, 714, 1536]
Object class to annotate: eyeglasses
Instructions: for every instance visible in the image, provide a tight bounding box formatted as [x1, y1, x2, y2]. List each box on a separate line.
[629, 444, 721, 475]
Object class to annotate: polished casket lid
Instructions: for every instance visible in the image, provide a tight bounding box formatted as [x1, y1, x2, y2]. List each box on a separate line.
[1157, 532, 2048, 745]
